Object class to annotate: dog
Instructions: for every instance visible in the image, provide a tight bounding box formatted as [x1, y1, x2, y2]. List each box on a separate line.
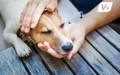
[0, 0, 73, 57]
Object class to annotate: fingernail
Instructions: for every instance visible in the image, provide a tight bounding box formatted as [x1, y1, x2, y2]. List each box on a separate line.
[44, 42, 49, 45]
[47, 6, 53, 12]
[68, 54, 72, 60]
[25, 28, 30, 33]
[31, 23, 36, 28]
[21, 26, 24, 32]
[38, 43, 43, 47]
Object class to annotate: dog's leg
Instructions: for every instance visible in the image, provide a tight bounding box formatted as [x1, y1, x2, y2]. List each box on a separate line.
[3, 23, 31, 57]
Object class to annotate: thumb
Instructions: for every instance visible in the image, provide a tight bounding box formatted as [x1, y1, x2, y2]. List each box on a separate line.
[46, 0, 58, 12]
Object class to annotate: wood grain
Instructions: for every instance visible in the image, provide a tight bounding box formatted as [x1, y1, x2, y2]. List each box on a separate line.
[64, 54, 96, 75]
[97, 25, 120, 51]
[35, 46, 73, 75]
[22, 51, 50, 75]
[79, 41, 119, 75]
[0, 47, 28, 75]
[86, 31, 120, 71]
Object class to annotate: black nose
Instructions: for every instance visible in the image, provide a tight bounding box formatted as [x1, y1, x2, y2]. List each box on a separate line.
[62, 43, 73, 52]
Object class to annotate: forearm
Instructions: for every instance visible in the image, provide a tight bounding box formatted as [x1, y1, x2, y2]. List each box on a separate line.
[80, 0, 120, 35]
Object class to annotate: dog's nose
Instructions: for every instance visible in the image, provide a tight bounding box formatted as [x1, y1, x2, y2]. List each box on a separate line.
[62, 42, 73, 52]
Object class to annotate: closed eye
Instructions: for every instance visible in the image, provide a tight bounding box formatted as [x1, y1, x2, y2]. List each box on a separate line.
[40, 30, 52, 34]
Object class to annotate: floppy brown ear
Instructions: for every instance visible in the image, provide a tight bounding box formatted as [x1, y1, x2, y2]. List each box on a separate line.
[17, 29, 37, 45]
[17, 29, 30, 41]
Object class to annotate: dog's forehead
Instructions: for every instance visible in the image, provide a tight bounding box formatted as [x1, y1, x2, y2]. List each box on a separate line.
[35, 12, 62, 32]
[46, 21, 56, 29]
[42, 18, 60, 30]
[37, 21, 58, 32]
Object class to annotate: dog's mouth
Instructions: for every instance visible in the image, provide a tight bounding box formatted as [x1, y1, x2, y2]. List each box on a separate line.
[57, 51, 69, 55]
[55, 48, 71, 55]
[50, 42, 73, 55]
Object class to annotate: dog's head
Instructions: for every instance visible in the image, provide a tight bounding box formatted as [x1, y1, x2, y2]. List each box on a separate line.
[30, 12, 73, 55]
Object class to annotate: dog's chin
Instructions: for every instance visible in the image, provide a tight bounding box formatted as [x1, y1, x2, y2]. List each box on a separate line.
[55, 49, 69, 55]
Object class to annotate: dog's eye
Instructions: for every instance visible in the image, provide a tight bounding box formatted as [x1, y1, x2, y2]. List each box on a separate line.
[60, 23, 64, 28]
[40, 27, 52, 34]
[40, 30, 52, 34]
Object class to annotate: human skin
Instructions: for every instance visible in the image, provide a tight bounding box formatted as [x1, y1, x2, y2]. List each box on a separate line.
[20, 0, 57, 33]
[64, 0, 120, 59]
[21, 0, 120, 59]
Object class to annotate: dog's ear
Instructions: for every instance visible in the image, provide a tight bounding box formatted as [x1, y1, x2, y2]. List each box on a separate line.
[17, 29, 37, 45]
[17, 29, 30, 41]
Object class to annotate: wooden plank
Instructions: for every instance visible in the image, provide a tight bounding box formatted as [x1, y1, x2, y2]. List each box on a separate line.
[86, 31, 120, 71]
[0, 47, 28, 75]
[79, 41, 119, 75]
[20, 38, 50, 75]
[64, 54, 96, 75]
[34, 46, 73, 75]
[22, 51, 50, 75]
[97, 25, 120, 51]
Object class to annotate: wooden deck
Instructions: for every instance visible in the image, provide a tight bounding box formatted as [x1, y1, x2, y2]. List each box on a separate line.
[0, 0, 120, 75]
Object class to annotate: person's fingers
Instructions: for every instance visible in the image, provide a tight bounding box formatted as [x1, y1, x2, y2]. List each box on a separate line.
[46, 0, 58, 12]
[20, 0, 34, 31]
[47, 48, 65, 58]
[21, 0, 40, 32]
[20, 0, 33, 33]
[21, 24, 30, 33]
[38, 42, 65, 58]
[31, 0, 49, 28]
[19, 0, 32, 26]
[43, 42, 50, 48]
[24, 28, 30, 33]
[38, 43, 48, 51]
[20, 26, 25, 32]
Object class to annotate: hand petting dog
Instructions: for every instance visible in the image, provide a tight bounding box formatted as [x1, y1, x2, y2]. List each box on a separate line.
[20, 0, 57, 33]
[20, 0, 65, 58]
[20, 0, 84, 60]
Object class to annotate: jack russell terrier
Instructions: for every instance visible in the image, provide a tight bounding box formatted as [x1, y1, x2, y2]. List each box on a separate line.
[0, 0, 73, 57]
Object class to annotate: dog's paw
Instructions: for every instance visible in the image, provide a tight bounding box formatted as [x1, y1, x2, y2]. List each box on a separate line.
[15, 43, 32, 57]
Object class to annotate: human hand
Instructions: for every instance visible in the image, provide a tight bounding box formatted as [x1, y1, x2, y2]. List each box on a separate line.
[37, 21, 86, 60]
[64, 21, 86, 60]
[45, 0, 58, 12]
[20, 0, 58, 33]
[38, 42, 66, 58]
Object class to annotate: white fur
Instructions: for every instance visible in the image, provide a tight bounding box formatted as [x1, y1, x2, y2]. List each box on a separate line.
[0, 0, 31, 57]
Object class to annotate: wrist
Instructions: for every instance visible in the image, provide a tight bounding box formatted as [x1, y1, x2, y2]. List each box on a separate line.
[78, 18, 98, 36]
